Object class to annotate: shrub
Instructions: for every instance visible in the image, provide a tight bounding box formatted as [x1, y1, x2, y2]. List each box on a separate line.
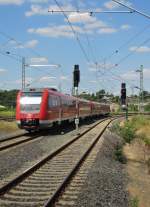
[120, 121, 136, 143]
[114, 145, 127, 164]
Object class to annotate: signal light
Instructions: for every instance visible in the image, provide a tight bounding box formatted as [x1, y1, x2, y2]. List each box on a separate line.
[121, 88, 126, 99]
[121, 83, 126, 106]
[73, 65, 80, 87]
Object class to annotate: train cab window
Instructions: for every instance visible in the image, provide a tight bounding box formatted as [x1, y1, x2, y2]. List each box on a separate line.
[20, 95, 42, 113]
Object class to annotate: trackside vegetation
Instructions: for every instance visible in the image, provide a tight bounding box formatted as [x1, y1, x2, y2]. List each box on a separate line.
[112, 116, 150, 207]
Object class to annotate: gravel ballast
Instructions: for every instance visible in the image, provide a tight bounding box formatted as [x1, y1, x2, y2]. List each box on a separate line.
[74, 129, 129, 207]
[0, 119, 100, 186]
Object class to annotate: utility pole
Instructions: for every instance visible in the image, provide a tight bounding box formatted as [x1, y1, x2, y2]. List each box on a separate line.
[140, 65, 144, 112]
[22, 57, 26, 90]
[136, 65, 144, 112]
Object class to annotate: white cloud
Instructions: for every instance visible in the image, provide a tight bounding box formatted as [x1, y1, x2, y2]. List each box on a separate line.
[121, 70, 138, 80]
[89, 62, 115, 72]
[67, 12, 108, 33]
[25, 39, 38, 48]
[89, 80, 97, 83]
[98, 27, 117, 34]
[104, 0, 132, 10]
[121, 69, 150, 80]
[0, 0, 24, 5]
[28, 25, 84, 38]
[25, 3, 75, 17]
[89, 68, 97, 72]
[28, 19, 116, 38]
[40, 76, 56, 82]
[15, 39, 38, 49]
[143, 69, 150, 78]
[129, 46, 150, 53]
[60, 76, 69, 81]
[121, 24, 131, 30]
[28, 0, 48, 3]
[104, 1, 119, 10]
[25, 5, 48, 16]
[84, 20, 107, 30]
[0, 68, 7, 73]
[15, 77, 33, 84]
[68, 12, 96, 24]
[30, 57, 48, 63]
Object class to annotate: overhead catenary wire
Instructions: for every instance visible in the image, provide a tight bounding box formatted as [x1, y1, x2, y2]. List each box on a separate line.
[104, 23, 150, 63]
[53, 0, 91, 63]
[50, 1, 140, 93]
[0, 49, 22, 63]
[113, 35, 150, 67]
[95, 31, 150, 88]
[112, 0, 150, 20]
[74, 2, 97, 64]
[48, 10, 133, 14]
[0, 31, 42, 58]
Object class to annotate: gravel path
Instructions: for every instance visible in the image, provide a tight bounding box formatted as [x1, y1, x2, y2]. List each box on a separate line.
[73, 129, 129, 207]
[0, 119, 99, 187]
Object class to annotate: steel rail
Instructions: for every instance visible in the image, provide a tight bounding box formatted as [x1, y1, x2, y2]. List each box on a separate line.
[0, 132, 28, 143]
[44, 118, 113, 207]
[0, 118, 110, 197]
[0, 133, 43, 152]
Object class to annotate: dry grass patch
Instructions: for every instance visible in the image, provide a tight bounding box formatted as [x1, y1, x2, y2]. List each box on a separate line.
[0, 121, 18, 132]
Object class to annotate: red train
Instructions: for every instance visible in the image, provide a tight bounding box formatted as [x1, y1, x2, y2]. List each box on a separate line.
[16, 88, 110, 132]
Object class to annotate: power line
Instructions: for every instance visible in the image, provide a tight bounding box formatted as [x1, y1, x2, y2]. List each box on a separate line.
[114, 36, 150, 67]
[74, 2, 97, 63]
[0, 31, 42, 57]
[53, 0, 91, 63]
[48, 10, 133, 14]
[0, 49, 21, 62]
[104, 23, 150, 63]
[112, 0, 150, 20]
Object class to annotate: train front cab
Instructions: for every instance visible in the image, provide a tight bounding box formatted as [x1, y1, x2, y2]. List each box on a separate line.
[16, 89, 44, 131]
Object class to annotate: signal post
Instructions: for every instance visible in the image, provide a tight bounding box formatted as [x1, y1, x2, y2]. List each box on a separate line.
[73, 65, 80, 134]
[121, 83, 128, 120]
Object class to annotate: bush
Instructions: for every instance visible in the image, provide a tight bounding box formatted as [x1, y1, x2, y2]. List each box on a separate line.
[114, 145, 127, 164]
[120, 121, 136, 143]
[111, 120, 136, 143]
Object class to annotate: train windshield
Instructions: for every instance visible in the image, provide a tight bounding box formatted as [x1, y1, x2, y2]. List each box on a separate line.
[20, 92, 42, 112]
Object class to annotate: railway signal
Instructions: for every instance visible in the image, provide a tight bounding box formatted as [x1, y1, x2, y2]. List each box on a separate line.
[73, 64, 80, 133]
[121, 83, 128, 120]
[121, 83, 126, 108]
[73, 64, 80, 88]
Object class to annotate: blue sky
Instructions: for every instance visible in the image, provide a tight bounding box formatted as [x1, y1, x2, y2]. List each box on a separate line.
[0, 0, 150, 95]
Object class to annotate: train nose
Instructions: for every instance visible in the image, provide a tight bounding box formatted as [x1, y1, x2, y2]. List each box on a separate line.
[26, 113, 33, 119]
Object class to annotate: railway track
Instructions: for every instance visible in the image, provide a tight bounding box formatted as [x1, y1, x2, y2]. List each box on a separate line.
[0, 133, 43, 152]
[0, 117, 114, 207]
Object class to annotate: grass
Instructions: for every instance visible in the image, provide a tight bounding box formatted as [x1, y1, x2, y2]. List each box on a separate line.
[0, 109, 15, 117]
[114, 144, 127, 164]
[129, 196, 139, 207]
[0, 121, 18, 132]
[111, 121, 136, 143]
[112, 115, 150, 145]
